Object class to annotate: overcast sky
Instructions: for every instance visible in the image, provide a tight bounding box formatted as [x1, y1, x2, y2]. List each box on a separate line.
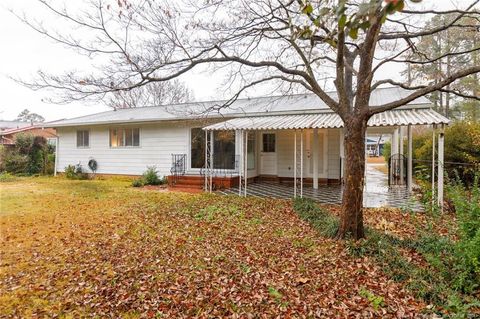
[0, 0, 462, 121]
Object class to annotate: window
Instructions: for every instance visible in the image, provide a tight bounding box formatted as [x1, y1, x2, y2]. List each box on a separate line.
[76, 130, 89, 148]
[190, 128, 206, 169]
[190, 128, 236, 169]
[110, 128, 140, 147]
[213, 130, 236, 169]
[247, 132, 255, 169]
[262, 133, 275, 152]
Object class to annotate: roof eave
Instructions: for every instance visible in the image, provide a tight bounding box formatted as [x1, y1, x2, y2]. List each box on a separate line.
[45, 102, 432, 128]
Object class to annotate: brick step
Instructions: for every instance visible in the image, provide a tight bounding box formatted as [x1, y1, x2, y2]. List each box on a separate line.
[175, 179, 204, 185]
[170, 183, 203, 189]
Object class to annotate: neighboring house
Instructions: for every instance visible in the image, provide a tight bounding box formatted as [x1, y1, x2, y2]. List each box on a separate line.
[366, 135, 390, 157]
[0, 120, 34, 132]
[0, 125, 57, 146]
[46, 87, 449, 191]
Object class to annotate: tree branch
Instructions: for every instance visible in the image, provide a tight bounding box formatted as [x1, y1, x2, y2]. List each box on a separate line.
[370, 65, 480, 114]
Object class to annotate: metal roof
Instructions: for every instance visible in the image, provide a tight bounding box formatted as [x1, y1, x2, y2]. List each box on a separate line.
[0, 121, 33, 131]
[203, 109, 449, 131]
[47, 87, 431, 127]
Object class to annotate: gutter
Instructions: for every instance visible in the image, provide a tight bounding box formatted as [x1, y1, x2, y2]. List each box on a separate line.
[44, 104, 432, 129]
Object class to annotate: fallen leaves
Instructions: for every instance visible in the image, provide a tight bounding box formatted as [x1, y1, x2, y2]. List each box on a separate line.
[1, 177, 425, 317]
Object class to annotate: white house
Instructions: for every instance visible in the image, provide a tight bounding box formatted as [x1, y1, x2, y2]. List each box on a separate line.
[47, 87, 449, 200]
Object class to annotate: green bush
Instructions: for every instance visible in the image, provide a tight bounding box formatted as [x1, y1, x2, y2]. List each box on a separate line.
[142, 166, 162, 186]
[2, 133, 55, 176]
[64, 164, 88, 180]
[4, 153, 29, 174]
[447, 177, 480, 293]
[414, 122, 480, 185]
[382, 141, 391, 161]
[131, 178, 144, 187]
[0, 172, 17, 182]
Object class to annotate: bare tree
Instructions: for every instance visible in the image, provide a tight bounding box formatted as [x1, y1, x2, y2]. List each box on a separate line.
[106, 79, 193, 108]
[15, 0, 480, 239]
[403, 14, 480, 118]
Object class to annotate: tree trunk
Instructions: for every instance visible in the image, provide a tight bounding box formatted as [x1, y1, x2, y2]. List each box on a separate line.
[336, 116, 368, 240]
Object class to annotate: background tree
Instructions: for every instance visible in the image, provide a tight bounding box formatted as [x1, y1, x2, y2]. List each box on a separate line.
[404, 15, 480, 119]
[106, 79, 193, 109]
[15, 109, 45, 123]
[16, 0, 480, 239]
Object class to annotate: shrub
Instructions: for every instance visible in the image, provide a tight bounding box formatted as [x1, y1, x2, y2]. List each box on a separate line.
[0, 172, 17, 182]
[64, 164, 88, 180]
[142, 166, 162, 185]
[447, 176, 480, 293]
[382, 141, 391, 162]
[2, 133, 55, 176]
[131, 178, 144, 187]
[4, 153, 29, 174]
[414, 122, 480, 185]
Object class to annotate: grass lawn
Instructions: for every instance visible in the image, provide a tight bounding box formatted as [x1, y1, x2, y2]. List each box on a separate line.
[0, 177, 424, 317]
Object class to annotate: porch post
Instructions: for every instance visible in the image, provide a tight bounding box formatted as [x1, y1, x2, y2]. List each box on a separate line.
[209, 130, 214, 193]
[392, 128, 399, 156]
[204, 129, 208, 191]
[407, 125, 413, 193]
[54, 136, 59, 176]
[437, 124, 445, 212]
[294, 130, 297, 198]
[399, 127, 404, 185]
[312, 128, 319, 189]
[431, 125, 436, 209]
[300, 130, 304, 198]
[244, 130, 248, 197]
[238, 130, 243, 196]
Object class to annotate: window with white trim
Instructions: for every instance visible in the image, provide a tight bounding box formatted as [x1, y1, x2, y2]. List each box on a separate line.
[110, 128, 140, 147]
[76, 130, 89, 148]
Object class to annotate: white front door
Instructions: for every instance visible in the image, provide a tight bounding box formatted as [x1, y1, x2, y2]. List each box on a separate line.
[260, 132, 277, 175]
[309, 131, 328, 178]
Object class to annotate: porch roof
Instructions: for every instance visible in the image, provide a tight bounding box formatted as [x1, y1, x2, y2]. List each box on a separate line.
[203, 108, 449, 131]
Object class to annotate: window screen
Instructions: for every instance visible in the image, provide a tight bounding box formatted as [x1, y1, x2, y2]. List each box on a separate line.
[110, 128, 140, 147]
[76, 130, 89, 147]
[262, 133, 275, 152]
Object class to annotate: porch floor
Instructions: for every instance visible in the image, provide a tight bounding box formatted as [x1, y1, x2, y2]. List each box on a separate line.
[218, 164, 423, 211]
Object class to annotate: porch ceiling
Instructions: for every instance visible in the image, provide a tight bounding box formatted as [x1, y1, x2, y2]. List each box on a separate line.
[203, 108, 449, 131]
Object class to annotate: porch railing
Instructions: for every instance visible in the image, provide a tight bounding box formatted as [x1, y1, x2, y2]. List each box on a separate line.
[201, 154, 240, 177]
[170, 154, 186, 184]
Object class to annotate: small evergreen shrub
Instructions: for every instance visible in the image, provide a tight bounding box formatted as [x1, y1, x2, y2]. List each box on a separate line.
[142, 166, 162, 185]
[64, 164, 88, 180]
[131, 166, 167, 187]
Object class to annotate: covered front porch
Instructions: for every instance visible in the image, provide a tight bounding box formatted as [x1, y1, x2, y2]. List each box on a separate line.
[200, 108, 449, 211]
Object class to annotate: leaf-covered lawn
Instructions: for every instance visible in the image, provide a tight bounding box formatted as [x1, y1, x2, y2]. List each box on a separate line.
[1, 177, 424, 318]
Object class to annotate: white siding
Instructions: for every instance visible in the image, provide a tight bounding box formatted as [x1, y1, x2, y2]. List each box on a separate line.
[56, 122, 189, 176]
[272, 129, 333, 179]
[327, 129, 341, 180]
[56, 122, 343, 180]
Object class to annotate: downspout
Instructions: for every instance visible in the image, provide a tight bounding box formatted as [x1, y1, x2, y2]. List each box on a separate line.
[54, 135, 59, 176]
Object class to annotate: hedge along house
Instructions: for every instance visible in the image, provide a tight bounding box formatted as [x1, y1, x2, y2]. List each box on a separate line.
[47, 87, 449, 207]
